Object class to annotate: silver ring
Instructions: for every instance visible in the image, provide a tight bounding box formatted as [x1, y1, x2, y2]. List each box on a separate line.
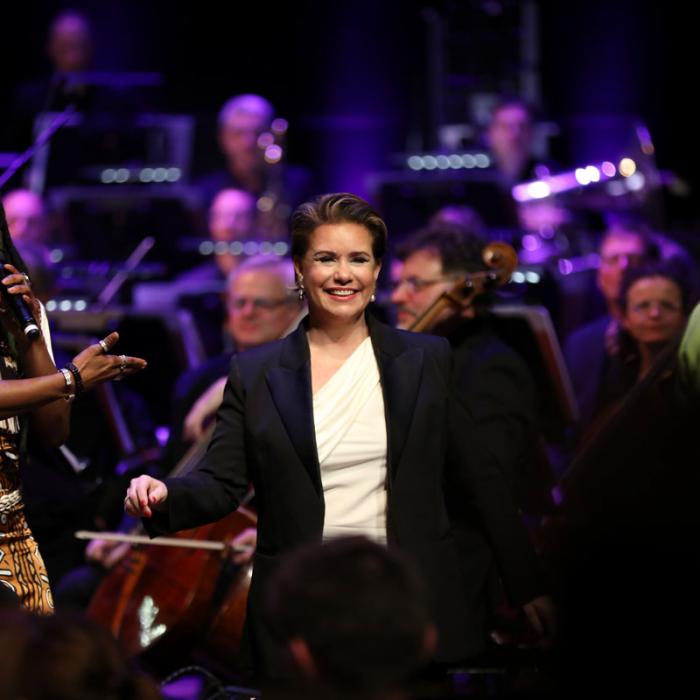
[99, 339, 109, 354]
[22, 273, 31, 285]
[119, 354, 127, 371]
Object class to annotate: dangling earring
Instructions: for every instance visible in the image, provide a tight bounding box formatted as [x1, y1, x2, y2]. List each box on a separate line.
[370, 292, 376, 303]
[297, 274, 305, 300]
[298, 286, 305, 301]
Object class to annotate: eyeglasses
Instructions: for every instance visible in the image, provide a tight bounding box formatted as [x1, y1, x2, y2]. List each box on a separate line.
[601, 253, 645, 267]
[629, 300, 683, 316]
[229, 297, 292, 311]
[390, 276, 455, 294]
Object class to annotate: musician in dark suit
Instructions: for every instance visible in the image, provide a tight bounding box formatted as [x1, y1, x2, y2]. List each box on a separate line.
[125, 193, 552, 678]
[390, 223, 547, 648]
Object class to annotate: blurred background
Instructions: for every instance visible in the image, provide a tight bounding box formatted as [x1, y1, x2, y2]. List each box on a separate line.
[1, 0, 696, 427]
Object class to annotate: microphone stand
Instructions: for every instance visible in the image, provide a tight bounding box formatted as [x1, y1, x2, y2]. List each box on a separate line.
[94, 235, 155, 310]
[0, 105, 77, 190]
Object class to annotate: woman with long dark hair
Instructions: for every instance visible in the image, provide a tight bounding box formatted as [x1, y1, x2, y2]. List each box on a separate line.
[0, 203, 146, 612]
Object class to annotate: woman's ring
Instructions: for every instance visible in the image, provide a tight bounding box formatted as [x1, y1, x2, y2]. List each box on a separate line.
[99, 339, 109, 354]
[119, 354, 127, 372]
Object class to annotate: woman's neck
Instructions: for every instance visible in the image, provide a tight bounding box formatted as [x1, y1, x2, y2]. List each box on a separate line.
[306, 312, 369, 353]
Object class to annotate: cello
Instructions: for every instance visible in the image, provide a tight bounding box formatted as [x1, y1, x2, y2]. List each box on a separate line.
[407, 241, 518, 333]
[84, 426, 256, 675]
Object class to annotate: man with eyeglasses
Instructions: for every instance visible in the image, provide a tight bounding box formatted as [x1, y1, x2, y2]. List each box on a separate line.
[390, 223, 549, 657]
[167, 255, 305, 461]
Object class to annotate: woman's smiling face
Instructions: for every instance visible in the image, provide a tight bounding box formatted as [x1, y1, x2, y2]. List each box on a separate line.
[296, 222, 381, 324]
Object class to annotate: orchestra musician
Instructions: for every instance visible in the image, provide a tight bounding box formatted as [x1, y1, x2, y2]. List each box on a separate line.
[390, 222, 550, 649]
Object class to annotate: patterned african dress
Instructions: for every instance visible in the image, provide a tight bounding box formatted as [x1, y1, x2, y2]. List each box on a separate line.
[0, 335, 53, 613]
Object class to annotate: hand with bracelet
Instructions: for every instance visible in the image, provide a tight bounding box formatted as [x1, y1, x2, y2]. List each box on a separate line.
[0, 201, 147, 615]
[65, 331, 147, 395]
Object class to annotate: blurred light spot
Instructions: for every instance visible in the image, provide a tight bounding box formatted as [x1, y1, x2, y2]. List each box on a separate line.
[273, 242, 289, 255]
[257, 196, 274, 212]
[521, 234, 540, 251]
[527, 181, 551, 199]
[558, 259, 573, 275]
[436, 155, 450, 169]
[619, 158, 636, 177]
[626, 172, 645, 191]
[601, 161, 616, 177]
[264, 144, 283, 164]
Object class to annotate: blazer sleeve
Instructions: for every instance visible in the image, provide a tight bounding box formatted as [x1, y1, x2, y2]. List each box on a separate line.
[146, 355, 251, 536]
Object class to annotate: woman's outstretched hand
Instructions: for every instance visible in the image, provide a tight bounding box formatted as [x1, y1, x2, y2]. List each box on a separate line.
[71, 331, 147, 390]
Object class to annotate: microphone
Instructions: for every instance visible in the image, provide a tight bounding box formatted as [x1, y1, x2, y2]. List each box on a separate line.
[0, 254, 41, 341]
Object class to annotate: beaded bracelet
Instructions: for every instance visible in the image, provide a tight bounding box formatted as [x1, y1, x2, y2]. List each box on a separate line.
[65, 362, 85, 395]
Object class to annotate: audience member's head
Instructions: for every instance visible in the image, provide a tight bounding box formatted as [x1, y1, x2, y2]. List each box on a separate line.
[486, 96, 536, 181]
[265, 536, 435, 698]
[218, 94, 275, 176]
[597, 214, 659, 317]
[1, 189, 50, 246]
[46, 10, 93, 74]
[391, 224, 489, 330]
[225, 255, 303, 352]
[0, 609, 160, 700]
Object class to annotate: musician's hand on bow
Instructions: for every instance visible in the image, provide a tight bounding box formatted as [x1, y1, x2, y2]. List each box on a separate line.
[522, 594, 557, 649]
[124, 475, 168, 518]
[230, 527, 257, 565]
[85, 537, 131, 569]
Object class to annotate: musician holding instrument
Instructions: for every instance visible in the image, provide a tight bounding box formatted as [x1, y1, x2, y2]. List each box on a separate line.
[0, 203, 146, 613]
[125, 193, 552, 677]
[391, 223, 548, 643]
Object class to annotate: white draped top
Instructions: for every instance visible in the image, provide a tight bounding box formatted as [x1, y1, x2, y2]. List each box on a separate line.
[313, 337, 388, 543]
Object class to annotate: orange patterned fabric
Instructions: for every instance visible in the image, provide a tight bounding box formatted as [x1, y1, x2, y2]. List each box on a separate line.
[0, 338, 54, 614]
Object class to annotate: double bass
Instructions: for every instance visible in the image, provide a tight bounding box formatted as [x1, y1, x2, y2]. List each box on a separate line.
[83, 428, 255, 676]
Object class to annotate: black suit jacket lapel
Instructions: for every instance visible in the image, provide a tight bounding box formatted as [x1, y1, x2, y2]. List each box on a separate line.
[368, 315, 424, 481]
[265, 323, 322, 496]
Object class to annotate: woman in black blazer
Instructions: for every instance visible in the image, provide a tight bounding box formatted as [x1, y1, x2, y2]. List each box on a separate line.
[125, 193, 552, 676]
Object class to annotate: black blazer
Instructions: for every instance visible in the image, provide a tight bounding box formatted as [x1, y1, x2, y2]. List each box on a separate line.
[147, 314, 540, 670]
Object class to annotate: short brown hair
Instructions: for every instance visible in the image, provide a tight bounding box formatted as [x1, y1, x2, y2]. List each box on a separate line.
[291, 193, 387, 262]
